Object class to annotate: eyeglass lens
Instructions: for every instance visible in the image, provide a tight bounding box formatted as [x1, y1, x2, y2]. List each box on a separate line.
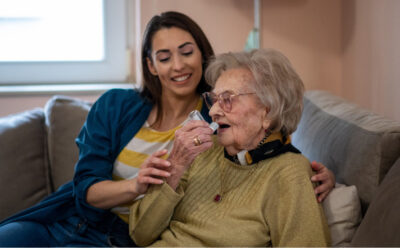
[203, 92, 232, 112]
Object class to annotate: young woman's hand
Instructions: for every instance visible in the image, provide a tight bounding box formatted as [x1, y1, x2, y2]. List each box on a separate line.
[310, 161, 336, 202]
[166, 120, 214, 189]
[134, 149, 172, 195]
[86, 150, 172, 209]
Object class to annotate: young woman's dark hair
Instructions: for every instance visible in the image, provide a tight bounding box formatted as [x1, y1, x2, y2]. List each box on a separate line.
[140, 11, 214, 125]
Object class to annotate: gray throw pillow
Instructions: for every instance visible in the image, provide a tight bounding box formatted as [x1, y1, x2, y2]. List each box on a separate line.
[0, 109, 50, 221]
[293, 90, 400, 213]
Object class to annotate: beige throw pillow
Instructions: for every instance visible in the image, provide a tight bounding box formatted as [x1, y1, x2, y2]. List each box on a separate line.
[44, 95, 92, 190]
[322, 183, 362, 247]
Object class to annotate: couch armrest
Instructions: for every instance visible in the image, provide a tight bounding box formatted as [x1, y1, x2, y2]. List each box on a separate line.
[351, 157, 400, 247]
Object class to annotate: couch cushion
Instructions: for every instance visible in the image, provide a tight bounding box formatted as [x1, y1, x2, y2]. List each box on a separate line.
[292, 90, 400, 212]
[351, 157, 400, 247]
[44, 96, 91, 191]
[323, 183, 362, 247]
[0, 109, 50, 221]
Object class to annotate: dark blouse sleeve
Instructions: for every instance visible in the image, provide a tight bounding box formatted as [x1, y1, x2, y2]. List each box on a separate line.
[72, 88, 147, 222]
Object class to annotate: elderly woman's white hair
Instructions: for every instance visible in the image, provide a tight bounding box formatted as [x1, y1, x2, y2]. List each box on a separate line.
[205, 48, 304, 136]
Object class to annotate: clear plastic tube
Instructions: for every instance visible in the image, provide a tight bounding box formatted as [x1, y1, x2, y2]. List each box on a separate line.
[188, 110, 205, 121]
[187, 110, 219, 132]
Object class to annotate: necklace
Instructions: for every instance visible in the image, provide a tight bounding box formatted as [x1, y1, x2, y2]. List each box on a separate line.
[214, 161, 258, 202]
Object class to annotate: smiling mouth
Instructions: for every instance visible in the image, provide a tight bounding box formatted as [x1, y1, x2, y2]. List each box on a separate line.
[172, 74, 191, 82]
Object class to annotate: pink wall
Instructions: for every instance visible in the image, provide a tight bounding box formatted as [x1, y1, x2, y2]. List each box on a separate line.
[0, 94, 100, 117]
[140, 0, 254, 54]
[342, 0, 400, 121]
[259, 0, 343, 98]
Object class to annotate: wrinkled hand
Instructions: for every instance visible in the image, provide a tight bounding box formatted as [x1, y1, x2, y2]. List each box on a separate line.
[166, 120, 214, 189]
[310, 161, 336, 202]
[134, 149, 171, 195]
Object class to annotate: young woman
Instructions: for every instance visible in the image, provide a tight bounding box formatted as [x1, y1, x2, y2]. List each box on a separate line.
[0, 12, 334, 247]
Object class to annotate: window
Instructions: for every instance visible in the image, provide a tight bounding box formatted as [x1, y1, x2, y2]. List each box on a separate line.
[0, 0, 128, 85]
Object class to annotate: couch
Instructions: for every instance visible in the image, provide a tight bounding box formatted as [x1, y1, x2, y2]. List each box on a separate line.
[292, 91, 400, 247]
[0, 90, 399, 247]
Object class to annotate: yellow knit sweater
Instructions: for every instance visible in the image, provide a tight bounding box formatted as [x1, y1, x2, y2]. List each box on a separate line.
[129, 140, 331, 247]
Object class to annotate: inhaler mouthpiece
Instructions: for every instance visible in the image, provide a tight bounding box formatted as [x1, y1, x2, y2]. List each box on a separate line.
[209, 122, 219, 132]
[187, 110, 219, 132]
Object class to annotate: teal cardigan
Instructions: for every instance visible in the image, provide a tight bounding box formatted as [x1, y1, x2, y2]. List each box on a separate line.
[0, 88, 211, 227]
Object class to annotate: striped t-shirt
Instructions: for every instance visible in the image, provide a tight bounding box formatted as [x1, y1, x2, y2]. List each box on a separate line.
[111, 98, 202, 223]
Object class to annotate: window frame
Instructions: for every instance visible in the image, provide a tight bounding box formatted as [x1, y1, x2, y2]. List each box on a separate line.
[0, 0, 129, 85]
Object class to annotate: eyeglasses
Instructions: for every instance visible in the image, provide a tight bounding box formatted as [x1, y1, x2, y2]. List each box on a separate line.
[202, 91, 256, 112]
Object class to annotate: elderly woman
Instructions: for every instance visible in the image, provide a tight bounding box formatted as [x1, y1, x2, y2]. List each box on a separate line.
[129, 49, 331, 247]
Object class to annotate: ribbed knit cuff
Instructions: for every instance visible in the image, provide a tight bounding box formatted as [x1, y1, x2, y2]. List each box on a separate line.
[160, 182, 184, 203]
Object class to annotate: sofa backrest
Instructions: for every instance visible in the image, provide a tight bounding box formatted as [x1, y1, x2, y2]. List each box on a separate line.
[0, 109, 51, 221]
[44, 95, 92, 191]
[0, 96, 92, 221]
[292, 90, 400, 213]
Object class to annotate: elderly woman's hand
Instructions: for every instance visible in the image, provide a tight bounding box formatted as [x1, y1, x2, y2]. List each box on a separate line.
[166, 120, 214, 189]
[310, 161, 336, 202]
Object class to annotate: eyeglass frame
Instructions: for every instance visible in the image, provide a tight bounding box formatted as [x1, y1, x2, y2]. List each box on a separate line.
[202, 91, 256, 113]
